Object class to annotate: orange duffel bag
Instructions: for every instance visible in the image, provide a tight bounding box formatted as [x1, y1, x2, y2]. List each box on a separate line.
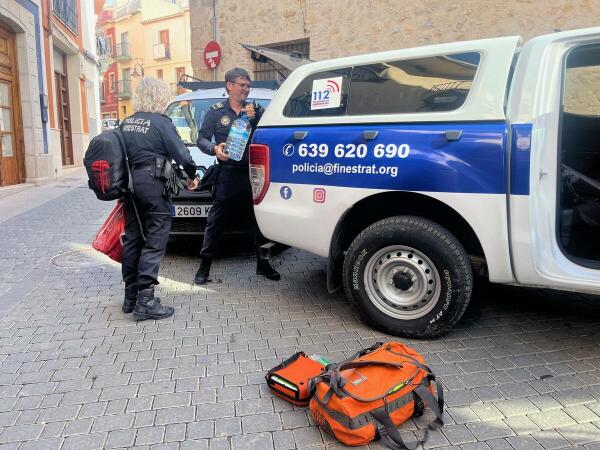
[309, 342, 444, 449]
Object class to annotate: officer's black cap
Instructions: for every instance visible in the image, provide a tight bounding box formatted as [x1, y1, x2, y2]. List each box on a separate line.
[225, 68, 251, 83]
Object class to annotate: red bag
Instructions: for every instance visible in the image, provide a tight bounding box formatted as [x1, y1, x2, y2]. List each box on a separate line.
[93, 200, 125, 263]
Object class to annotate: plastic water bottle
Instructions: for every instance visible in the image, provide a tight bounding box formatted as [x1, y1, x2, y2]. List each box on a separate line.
[309, 354, 331, 366]
[224, 112, 251, 161]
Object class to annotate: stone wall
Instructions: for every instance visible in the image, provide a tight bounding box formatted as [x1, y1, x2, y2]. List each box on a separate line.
[190, 0, 599, 81]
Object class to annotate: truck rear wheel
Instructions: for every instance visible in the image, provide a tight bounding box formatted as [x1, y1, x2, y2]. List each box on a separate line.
[343, 216, 472, 338]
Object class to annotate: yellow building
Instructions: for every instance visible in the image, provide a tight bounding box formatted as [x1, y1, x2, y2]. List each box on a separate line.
[112, 0, 192, 119]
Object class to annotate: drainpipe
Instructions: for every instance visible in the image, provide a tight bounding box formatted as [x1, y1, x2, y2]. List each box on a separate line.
[212, 0, 216, 80]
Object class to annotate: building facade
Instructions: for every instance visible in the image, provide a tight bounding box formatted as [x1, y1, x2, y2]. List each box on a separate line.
[190, 0, 600, 82]
[43, 0, 101, 175]
[0, 0, 47, 186]
[0, 0, 101, 187]
[98, 6, 118, 120]
[110, 0, 192, 120]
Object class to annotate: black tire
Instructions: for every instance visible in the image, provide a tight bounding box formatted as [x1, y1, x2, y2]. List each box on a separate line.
[342, 216, 472, 338]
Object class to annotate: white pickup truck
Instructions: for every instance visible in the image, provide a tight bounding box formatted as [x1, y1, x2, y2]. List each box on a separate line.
[248, 28, 600, 338]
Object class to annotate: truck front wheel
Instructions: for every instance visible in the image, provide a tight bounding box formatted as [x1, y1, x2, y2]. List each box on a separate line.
[342, 216, 473, 338]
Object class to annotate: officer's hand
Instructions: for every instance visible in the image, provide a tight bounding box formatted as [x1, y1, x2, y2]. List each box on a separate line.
[244, 103, 256, 119]
[214, 143, 230, 161]
[187, 177, 199, 191]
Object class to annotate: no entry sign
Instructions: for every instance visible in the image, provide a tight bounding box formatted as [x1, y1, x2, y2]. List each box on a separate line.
[204, 41, 222, 69]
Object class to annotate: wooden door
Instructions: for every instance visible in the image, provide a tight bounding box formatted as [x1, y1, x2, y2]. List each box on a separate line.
[55, 63, 73, 166]
[0, 23, 24, 186]
[160, 30, 169, 45]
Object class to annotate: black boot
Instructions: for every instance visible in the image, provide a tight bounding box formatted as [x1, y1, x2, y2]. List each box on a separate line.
[257, 259, 281, 281]
[133, 287, 174, 321]
[194, 258, 212, 285]
[122, 283, 138, 313]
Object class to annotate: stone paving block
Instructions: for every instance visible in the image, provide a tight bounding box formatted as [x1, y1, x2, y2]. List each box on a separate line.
[155, 406, 195, 425]
[40, 422, 66, 439]
[106, 429, 137, 448]
[485, 439, 513, 450]
[106, 399, 128, 415]
[495, 399, 540, 417]
[467, 421, 515, 441]
[471, 403, 505, 422]
[187, 421, 214, 440]
[214, 417, 242, 437]
[208, 436, 231, 450]
[62, 418, 92, 436]
[454, 442, 491, 450]
[92, 413, 134, 433]
[242, 413, 282, 433]
[565, 405, 599, 423]
[37, 405, 80, 423]
[531, 430, 571, 449]
[0, 424, 44, 444]
[165, 423, 187, 442]
[19, 438, 63, 450]
[506, 436, 545, 450]
[62, 432, 108, 450]
[230, 432, 274, 450]
[153, 392, 191, 410]
[441, 424, 477, 445]
[78, 402, 107, 419]
[553, 389, 595, 407]
[557, 423, 600, 445]
[235, 398, 273, 416]
[503, 415, 541, 435]
[180, 439, 209, 450]
[528, 409, 577, 430]
[196, 402, 234, 420]
[293, 426, 324, 447]
[445, 390, 481, 408]
[135, 426, 165, 446]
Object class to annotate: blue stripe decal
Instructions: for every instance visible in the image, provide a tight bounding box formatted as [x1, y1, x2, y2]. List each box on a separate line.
[254, 122, 513, 194]
[510, 124, 532, 195]
[16, 0, 48, 152]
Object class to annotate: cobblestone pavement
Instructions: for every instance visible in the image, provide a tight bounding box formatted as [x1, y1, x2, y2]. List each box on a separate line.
[0, 179, 600, 450]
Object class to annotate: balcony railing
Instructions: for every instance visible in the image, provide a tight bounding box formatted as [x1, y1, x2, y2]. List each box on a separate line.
[116, 80, 132, 99]
[53, 0, 78, 34]
[153, 43, 171, 60]
[114, 43, 131, 61]
[115, 0, 141, 19]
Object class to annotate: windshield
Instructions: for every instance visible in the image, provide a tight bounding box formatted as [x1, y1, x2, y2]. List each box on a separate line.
[165, 98, 271, 145]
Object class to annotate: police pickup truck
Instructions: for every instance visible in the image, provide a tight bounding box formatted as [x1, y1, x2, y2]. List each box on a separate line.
[249, 28, 600, 338]
[164, 83, 275, 236]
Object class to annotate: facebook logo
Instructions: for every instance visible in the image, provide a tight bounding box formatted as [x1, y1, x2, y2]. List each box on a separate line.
[280, 186, 292, 200]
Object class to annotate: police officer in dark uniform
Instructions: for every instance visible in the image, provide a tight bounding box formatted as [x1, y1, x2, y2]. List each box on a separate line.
[194, 68, 280, 284]
[121, 77, 199, 320]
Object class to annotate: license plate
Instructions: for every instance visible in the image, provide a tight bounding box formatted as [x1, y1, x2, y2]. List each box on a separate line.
[172, 204, 212, 218]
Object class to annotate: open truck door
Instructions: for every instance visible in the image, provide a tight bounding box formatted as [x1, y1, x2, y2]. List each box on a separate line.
[507, 27, 600, 293]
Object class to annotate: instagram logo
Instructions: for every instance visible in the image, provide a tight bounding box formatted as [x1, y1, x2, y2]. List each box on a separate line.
[313, 188, 326, 203]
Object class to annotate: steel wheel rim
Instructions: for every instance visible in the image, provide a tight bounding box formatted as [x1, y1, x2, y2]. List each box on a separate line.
[363, 245, 441, 320]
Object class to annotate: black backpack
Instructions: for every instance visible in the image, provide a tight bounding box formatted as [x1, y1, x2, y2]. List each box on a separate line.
[84, 128, 133, 201]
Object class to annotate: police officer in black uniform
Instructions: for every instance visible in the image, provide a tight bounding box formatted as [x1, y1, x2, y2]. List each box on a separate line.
[194, 68, 280, 284]
[121, 77, 199, 320]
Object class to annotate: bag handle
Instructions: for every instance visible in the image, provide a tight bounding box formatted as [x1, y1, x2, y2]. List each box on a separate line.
[322, 360, 417, 404]
[372, 378, 444, 450]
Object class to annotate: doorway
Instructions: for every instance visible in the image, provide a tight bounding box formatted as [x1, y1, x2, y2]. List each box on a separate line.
[0, 22, 25, 186]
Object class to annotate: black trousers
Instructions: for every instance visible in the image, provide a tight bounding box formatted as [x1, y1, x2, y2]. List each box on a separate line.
[122, 168, 172, 290]
[200, 189, 267, 259]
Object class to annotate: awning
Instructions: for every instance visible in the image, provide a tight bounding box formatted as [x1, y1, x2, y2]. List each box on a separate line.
[240, 43, 313, 71]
